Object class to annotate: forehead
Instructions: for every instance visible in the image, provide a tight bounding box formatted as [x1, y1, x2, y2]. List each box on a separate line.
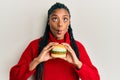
[50, 9, 70, 17]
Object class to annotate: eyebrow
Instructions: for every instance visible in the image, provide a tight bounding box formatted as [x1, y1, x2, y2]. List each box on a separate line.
[51, 14, 69, 17]
[51, 14, 57, 17]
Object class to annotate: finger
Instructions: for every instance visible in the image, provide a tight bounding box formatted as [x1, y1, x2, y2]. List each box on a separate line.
[61, 43, 69, 46]
[45, 45, 54, 53]
[62, 43, 76, 56]
[62, 43, 72, 51]
[61, 43, 71, 49]
[39, 46, 54, 59]
[44, 42, 58, 50]
[49, 42, 59, 46]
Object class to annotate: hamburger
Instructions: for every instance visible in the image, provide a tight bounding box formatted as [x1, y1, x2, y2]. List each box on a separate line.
[50, 44, 67, 58]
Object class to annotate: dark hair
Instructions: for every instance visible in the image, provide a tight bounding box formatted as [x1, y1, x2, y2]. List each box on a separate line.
[48, 2, 71, 18]
[36, 2, 80, 80]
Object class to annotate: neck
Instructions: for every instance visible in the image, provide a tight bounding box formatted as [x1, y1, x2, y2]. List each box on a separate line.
[48, 31, 70, 44]
[56, 36, 64, 40]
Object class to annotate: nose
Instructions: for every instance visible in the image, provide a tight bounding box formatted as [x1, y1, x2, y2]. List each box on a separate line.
[58, 19, 63, 27]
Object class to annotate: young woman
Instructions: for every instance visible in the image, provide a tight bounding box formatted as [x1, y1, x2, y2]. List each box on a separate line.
[10, 2, 100, 80]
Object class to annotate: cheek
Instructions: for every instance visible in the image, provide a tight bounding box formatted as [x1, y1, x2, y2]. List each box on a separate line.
[49, 22, 55, 29]
[49, 24, 56, 30]
[49, 25, 57, 33]
[65, 24, 69, 30]
[64, 26, 68, 31]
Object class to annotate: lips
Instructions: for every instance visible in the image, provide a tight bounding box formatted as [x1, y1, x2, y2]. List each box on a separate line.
[57, 30, 63, 34]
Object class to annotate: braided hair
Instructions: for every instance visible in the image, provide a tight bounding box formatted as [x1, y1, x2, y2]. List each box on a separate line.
[36, 2, 80, 80]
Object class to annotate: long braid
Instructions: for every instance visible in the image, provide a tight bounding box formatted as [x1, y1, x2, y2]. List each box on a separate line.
[68, 25, 80, 59]
[36, 24, 50, 80]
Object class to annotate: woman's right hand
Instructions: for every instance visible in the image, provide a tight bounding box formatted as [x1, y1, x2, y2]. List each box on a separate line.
[37, 42, 58, 63]
[29, 42, 58, 71]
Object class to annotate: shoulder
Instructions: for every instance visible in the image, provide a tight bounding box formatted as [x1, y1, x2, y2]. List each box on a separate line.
[75, 40, 89, 58]
[28, 37, 42, 47]
[75, 40, 85, 48]
[75, 40, 87, 52]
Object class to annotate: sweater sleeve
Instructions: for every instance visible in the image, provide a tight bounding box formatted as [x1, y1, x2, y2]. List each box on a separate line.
[10, 40, 38, 80]
[75, 41, 100, 80]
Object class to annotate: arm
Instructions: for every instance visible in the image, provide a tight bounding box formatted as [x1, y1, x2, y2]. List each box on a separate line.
[62, 42, 100, 80]
[10, 39, 58, 80]
[75, 41, 100, 80]
[10, 40, 38, 80]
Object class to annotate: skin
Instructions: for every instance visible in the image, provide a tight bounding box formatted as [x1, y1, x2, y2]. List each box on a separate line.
[29, 9, 82, 71]
[48, 9, 70, 40]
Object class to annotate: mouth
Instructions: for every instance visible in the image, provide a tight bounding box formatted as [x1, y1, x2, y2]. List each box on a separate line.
[56, 30, 63, 34]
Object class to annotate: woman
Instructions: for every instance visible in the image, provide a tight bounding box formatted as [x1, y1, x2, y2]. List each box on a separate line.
[10, 2, 100, 80]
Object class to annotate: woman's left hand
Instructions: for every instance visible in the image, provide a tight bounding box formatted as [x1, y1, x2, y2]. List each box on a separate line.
[62, 43, 82, 69]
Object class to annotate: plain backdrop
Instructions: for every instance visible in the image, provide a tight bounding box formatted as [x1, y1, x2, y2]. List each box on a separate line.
[0, 0, 120, 80]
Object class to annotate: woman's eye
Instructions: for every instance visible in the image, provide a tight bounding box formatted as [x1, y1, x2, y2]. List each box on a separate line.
[64, 18, 68, 22]
[52, 18, 58, 22]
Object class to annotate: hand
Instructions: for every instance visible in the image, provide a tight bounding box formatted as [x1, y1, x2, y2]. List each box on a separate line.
[37, 42, 59, 63]
[62, 43, 82, 69]
[29, 42, 58, 71]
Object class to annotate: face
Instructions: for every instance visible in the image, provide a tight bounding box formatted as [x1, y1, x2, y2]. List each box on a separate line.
[48, 9, 70, 40]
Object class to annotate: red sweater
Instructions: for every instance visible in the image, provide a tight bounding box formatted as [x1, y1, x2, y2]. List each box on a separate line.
[10, 32, 100, 80]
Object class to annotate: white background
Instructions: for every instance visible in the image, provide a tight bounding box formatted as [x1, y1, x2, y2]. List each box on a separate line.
[0, 0, 120, 80]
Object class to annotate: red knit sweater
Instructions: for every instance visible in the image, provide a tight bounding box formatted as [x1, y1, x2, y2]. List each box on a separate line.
[10, 32, 100, 80]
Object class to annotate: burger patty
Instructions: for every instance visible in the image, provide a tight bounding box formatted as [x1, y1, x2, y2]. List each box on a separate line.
[51, 51, 66, 54]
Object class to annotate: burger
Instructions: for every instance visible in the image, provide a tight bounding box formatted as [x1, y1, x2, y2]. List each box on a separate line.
[50, 44, 67, 58]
